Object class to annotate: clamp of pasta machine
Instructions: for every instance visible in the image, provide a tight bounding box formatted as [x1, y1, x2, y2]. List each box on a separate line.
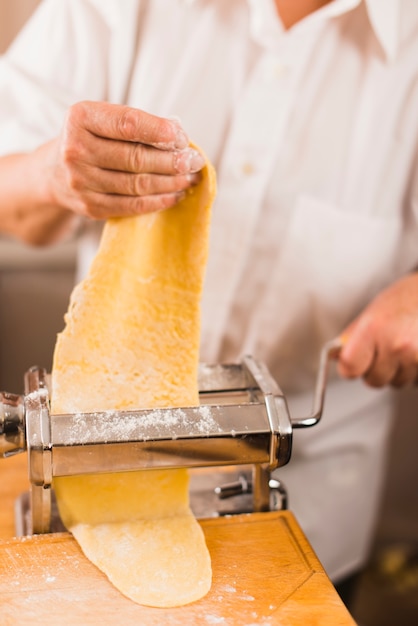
[0, 340, 341, 534]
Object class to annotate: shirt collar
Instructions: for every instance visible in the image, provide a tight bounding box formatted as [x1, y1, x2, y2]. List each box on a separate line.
[364, 0, 400, 62]
[306, 0, 401, 61]
[182, 0, 401, 62]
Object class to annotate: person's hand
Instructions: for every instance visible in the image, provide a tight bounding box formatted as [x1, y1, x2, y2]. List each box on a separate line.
[337, 272, 418, 387]
[42, 101, 205, 219]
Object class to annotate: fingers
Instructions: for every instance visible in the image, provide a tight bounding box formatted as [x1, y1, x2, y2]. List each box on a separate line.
[337, 280, 418, 389]
[89, 137, 205, 175]
[338, 328, 416, 388]
[362, 349, 402, 388]
[48, 101, 207, 218]
[79, 189, 190, 219]
[337, 320, 376, 380]
[62, 170, 201, 219]
[67, 101, 189, 150]
[391, 362, 418, 388]
[338, 338, 406, 388]
[62, 105, 205, 176]
[360, 337, 417, 387]
[76, 165, 201, 197]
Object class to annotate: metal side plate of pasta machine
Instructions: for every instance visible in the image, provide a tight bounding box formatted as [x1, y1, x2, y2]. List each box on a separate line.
[0, 340, 341, 535]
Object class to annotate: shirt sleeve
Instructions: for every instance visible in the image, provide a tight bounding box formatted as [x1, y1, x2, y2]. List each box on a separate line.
[0, 0, 112, 155]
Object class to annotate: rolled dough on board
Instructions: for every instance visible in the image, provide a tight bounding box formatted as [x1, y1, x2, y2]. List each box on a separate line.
[51, 147, 216, 608]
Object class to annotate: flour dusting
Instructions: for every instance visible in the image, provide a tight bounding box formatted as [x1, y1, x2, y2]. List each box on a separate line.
[59, 405, 222, 445]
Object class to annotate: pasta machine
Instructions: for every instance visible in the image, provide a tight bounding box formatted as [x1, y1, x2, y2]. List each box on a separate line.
[0, 340, 340, 535]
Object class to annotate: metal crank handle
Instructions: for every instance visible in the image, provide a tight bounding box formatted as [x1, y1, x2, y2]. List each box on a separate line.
[291, 337, 343, 428]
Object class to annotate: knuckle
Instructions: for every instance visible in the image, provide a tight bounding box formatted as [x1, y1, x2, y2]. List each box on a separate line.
[129, 144, 146, 173]
[339, 364, 358, 380]
[57, 145, 87, 191]
[64, 168, 83, 192]
[131, 174, 149, 196]
[60, 131, 87, 168]
[64, 101, 89, 131]
[364, 371, 384, 388]
[392, 337, 415, 358]
[158, 192, 183, 211]
[134, 193, 172, 216]
[116, 108, 138, 140]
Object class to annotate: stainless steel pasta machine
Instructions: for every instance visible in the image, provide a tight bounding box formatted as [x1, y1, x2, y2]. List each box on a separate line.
[0, 340, 341, 535]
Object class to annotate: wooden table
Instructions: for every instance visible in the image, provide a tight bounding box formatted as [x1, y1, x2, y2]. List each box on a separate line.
[0, 455, 357, 625]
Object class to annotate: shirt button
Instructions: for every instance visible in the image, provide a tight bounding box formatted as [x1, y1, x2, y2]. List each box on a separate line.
[241, 162, 255, 176]
[262, 60, 287, 82]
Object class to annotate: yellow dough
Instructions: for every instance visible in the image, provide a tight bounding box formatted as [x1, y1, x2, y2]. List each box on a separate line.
[51, 147, 216, 607]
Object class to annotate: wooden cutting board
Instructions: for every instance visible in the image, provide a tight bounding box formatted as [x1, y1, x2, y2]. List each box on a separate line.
[0, 456, 356, 625]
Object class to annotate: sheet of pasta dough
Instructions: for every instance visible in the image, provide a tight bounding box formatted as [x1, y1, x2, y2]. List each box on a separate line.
[51, 149, 216, 608]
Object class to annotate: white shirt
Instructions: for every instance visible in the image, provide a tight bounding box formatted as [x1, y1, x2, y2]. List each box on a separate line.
[0, 0, 417, 581]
